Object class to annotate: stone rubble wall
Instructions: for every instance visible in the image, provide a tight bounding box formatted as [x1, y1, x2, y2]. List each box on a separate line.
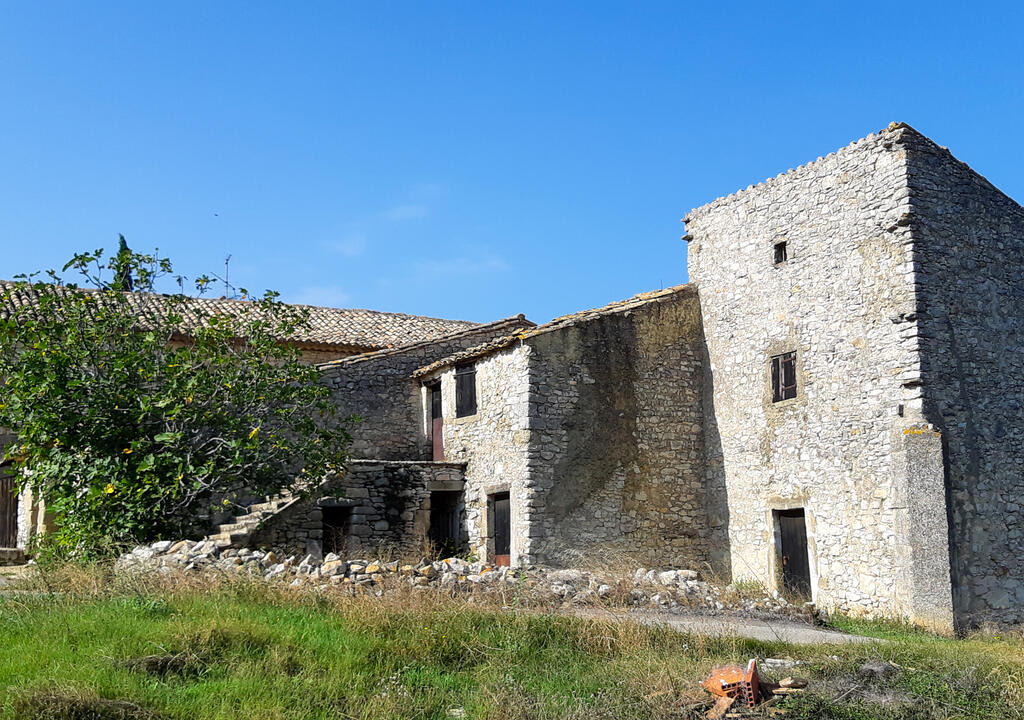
[248, 460, 465, 559]
[522, 288, 713, 569]
[119, 539, 808, 621]
[319, 318, 533, 461]
[903, 130, 1024, 627]
[432, 346, 532, 564]
[686, 126, 943, 624]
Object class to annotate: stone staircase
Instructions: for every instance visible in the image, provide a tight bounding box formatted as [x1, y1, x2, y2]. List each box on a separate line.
[205, 493, 299, 548]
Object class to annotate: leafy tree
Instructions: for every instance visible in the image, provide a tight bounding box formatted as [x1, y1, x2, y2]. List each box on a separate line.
[0, 246, 351, 554]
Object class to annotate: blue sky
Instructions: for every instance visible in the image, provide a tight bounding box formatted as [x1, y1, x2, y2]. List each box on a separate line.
[2, 2, 1022, 323]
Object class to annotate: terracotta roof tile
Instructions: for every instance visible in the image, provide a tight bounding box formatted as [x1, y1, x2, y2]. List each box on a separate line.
[0, 280, 479, 350]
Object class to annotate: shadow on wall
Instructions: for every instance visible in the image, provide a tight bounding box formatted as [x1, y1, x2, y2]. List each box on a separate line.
[699, 320, 731, 581]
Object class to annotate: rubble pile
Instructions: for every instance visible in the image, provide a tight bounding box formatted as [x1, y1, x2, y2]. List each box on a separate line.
[116, 540, 806, 618]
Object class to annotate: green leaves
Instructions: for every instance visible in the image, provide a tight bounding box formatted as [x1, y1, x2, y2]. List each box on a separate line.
[0, 247, 351, 555]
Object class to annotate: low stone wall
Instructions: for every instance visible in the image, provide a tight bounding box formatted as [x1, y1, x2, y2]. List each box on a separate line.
[249, 460, 465, 558]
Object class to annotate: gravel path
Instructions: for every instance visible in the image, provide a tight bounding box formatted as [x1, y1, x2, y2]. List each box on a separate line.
[571, 607, 879, 644]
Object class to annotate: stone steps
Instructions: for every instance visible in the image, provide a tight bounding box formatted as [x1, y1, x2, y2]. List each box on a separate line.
[203, 492, 300, 549]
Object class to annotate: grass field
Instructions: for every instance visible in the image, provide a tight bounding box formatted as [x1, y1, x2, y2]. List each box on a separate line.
[1, 565, 1022, 719]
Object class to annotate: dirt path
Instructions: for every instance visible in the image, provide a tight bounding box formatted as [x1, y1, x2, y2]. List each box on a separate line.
[571, 607, 879, 644]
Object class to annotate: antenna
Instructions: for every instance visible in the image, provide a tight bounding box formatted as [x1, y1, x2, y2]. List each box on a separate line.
[224, 254, 232, 297]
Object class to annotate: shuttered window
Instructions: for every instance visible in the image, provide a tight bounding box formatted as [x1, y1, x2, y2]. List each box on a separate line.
[455, 363, 477, 417]
[771, 351, 798, 402]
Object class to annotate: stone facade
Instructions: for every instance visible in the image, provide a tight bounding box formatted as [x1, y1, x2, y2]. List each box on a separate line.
[418, 286, 718, 570]
[430, 345, 533, 565]
[319, 316, 534, 461]
[249, 460, 465, 558]
[900, 129, 1024, 627]
[522, 288, 714, 568]
[685, 125, 957, 630]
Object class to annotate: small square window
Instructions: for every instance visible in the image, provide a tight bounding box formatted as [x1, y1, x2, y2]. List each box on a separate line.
[455, 363, 477, 417]
[773, 241, 788, 265]
[771, 352, 797, 402]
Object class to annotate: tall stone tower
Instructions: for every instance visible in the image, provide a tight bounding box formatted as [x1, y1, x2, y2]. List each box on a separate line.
[685, 123, 1024, 632]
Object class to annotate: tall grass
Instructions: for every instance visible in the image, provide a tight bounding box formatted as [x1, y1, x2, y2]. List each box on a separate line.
[1, 564, 1022, 719]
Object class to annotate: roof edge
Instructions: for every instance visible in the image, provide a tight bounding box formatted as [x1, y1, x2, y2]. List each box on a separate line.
[683, 122, 924, 226]
[317, 314, 536, 371]
[412, 284, 695, 378]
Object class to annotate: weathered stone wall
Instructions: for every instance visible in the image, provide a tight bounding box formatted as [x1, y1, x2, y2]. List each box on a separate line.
[319, 317, 533, 461]
[433, 346, 532, 565]
[902, 129, 1024, 627]
[431, 288, 714, 570]
[686, 126, 954, 628]
[523, 288, 713, 569]
[249, 460, 465, 558]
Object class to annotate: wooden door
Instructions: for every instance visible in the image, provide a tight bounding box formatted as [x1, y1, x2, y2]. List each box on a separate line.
[0, 473, 18, 548]
[492, 492, 510, 567]
[778, 509, 811, 601]
[430, 384, 444, 461]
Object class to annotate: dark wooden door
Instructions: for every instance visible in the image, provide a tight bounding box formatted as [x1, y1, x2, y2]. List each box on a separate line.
[0, 474, 18, 548]
[492, 492, 510, 567]
[778, 509, 811, 601]
[430, 384, 444, 461]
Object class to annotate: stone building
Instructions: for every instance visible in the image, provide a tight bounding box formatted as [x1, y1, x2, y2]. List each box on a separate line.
[7, 123, 1024, 633]
[0, 283, 481, 563]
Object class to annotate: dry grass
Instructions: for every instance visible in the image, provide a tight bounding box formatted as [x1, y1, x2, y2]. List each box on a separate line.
[2, 562, 1024, 719]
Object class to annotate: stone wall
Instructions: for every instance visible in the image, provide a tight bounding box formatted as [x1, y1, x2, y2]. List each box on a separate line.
[319, 317, 534, 461]
[433, 346, 532, 565]
[523, 287, 713, 569]
[686, 125, 954, 629]
[249, 460, 465, 558]
[902, 129, 1024, 627]
[427, 287, 713, 571]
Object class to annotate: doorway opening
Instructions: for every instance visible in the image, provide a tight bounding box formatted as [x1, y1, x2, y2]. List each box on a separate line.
[489, 492, 511, 567]
[322, 506, 352, 556]
[774, 508, 812, 602]
[428, 382, 444, 461]
[428, 490, 463, 557]
[0, 471, 17, 548]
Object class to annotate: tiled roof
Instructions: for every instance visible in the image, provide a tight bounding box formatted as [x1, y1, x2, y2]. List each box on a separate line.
[412, 284, 695, 378]
[0, 280, 479, 350]
[318, 315, 536, 370]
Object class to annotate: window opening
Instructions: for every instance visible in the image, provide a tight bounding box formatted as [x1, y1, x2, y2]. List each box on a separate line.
[773, 241, 788, 265]
[771, 351, 797, 402]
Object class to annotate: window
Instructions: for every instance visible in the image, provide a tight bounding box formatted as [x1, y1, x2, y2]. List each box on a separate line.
[455, 363, 477, 417]
[773, 241, 788, 265]
[771, 351, 797, 402]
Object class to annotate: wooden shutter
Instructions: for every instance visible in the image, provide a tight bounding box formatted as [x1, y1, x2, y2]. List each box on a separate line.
[455, 364, 477, 417]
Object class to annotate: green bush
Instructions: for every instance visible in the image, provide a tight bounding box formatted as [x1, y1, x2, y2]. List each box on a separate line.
[0, 244, 351, 554]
